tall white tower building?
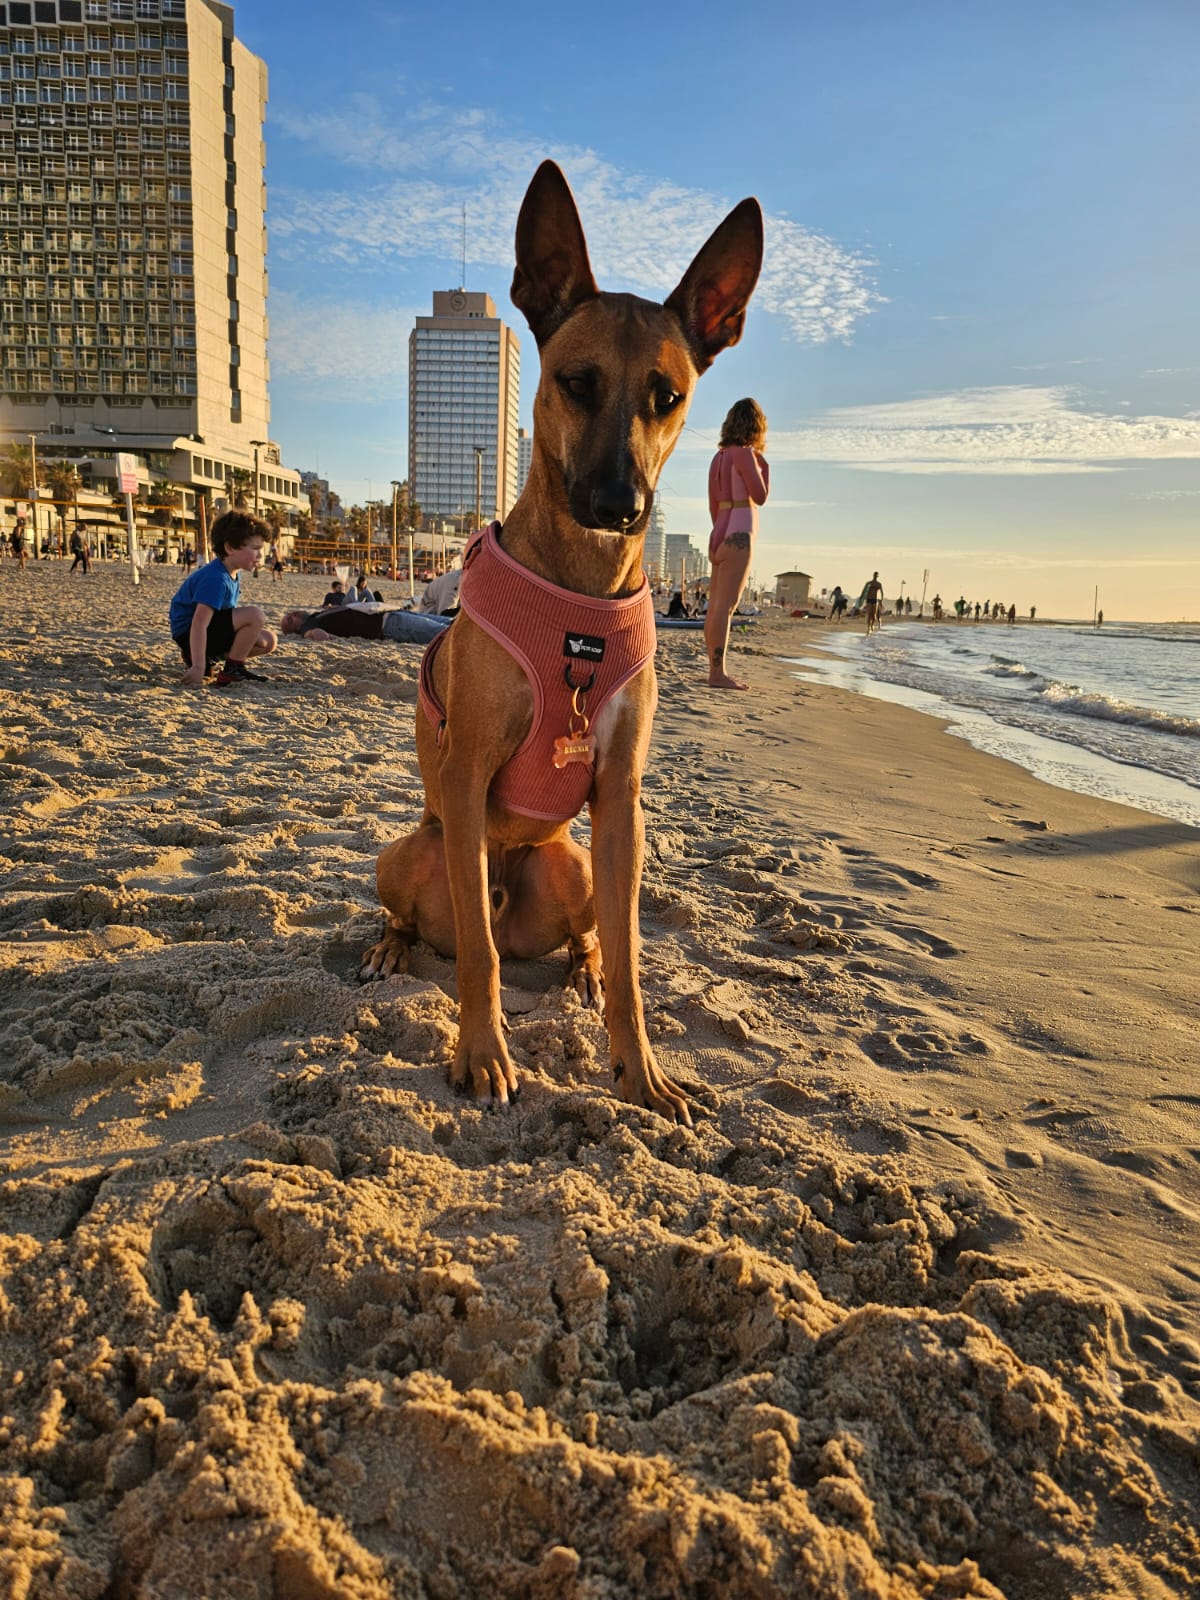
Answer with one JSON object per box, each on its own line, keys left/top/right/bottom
{"left": 408, "top": 288, "right": 520, "bottom": 528}
{"left": 647, "top": 493, "right": 667, "bottom": 579}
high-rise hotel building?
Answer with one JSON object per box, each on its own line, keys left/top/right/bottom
{"left": 0, "top": 0, "right": 299, "bottom": 515}
{"left": 409, "top": 289, "right": 519, "bottom": 529}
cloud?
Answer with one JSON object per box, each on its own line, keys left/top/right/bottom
{"left": 761, "top": 541, "right": 1200, "bottom": 572}
{"left": 847, "top": 461, "right": 1121, "bottom": 475}
{"left": 681, "top": 386, "right": 1200, "bottom": 475}
{"left": 269, "top": 293, "right": 422, "bottom": 391}
{"left": 1137, "top": 487, "right": 1200, "bottom": 501}
{"left": 809, "top": 386, "right": 1079, "bottom": 428}
{"left": 268, "top": 99, "right": 880, "bottom": 346}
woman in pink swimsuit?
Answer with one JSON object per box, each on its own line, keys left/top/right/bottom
{"left": 705, "top": 397, "right": 769, "bottom": 688}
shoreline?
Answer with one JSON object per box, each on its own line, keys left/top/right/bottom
{"left": 783, "top": 615, "right": 1200, "bottom": 831}
{"left": 2, "top": 568, "right": 1199, "bottom": 1596}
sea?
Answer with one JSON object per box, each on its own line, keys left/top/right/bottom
{"left": 789, "top": 621, "right": 1200, "bottom": 830}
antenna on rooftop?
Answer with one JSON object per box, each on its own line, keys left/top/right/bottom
{"left": 461, "top": 204, "right": 467, "bottom": 291}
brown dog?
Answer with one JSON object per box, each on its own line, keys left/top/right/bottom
{"left": 361, "top": 162, "right": 763, "bottom": 1123}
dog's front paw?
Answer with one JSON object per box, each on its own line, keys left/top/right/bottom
{"left": 613, "top": 1051, "right": 693, "bottom": 1126}
{"left": 451, "top": 1037, "right": 521, "bottom": 1108}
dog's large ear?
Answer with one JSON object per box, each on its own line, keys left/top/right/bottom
{"left": 511, "top": 162, "right": 600, "bottom": 347}
{"left": 665, "top": 199, "right": 764, "bottom": 372}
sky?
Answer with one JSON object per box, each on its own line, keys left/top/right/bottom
{"left": 238, "top": 0, "right": 1200, "bottom": 621}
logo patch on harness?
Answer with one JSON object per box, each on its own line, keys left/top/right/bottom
{"left": 563, "top": 632, "right": 605, "bottom": 662}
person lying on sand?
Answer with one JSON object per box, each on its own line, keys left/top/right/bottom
{"left": 280, "top": 605, "right": 451, "bottom": 645}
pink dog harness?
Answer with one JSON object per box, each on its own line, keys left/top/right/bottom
{"left": 418, "top": 522, "right": 657, "bottom": 822}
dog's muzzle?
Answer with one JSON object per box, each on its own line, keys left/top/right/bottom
{"left": 569, "top": 482, "right": 645, "bottom": 533}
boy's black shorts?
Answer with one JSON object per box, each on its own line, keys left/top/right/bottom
{"left": 174, "top": 608, "right": 237, "bottom": 666}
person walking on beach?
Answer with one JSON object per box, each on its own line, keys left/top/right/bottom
{"left": 829, "top": 585, "right": 847, "bottom": 621}
{"left": 8, "top": 519, "right": 26, "bottom": 570}
{"left": 69, "top": 529, "right": 90, "bottom": 574}
{"left": 1007, "top": 603, "right": 1017, "bottom": 626}
{"left": 705, "top": 397, "right": 770, "bottom": 689}
{"left": 169, "top": 509, "right": 277, "bottom": 687}
{"left": 269, "top": 543, "right": 285, "bottom": 581}
{"left": 862, "top": 571, "right": 884, "bottom": 634}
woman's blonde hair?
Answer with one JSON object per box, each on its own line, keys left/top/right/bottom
{"left": 719, "top": 397, "right": 767, "bottom": 450}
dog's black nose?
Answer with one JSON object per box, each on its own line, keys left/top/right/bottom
{"left": 589, "top": 483, "right": 644, "bottom": 531}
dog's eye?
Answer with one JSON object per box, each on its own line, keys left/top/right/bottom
{"left": 559, "top": 372, "right": 595, "bottom": 401}
{"left": 653, "top": 385, "right": 682, "bottom": 415}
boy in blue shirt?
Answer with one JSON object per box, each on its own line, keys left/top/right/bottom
{"left": 169, "top": 510, "right": 277, "bottom": 686}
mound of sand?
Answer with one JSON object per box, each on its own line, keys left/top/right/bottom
{"left": 1, "top": 565, "right": 1198, "bottom": 1598}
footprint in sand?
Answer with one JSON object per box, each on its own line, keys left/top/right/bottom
{"left": 887, "top": 922, "right": 960, "bottom": 960}
{"left": 861, "top": 1029, "right": 960, "bottom": 1070}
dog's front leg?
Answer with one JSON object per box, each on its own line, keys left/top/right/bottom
{"left": 590, "top": 749, "right": 692, "bottom": 1127}
{"left": 439, "top": 776, "right": 519, "bottom": 1106}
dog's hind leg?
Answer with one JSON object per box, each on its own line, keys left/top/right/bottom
{"left": 499, "top": 838, "right": 604, "bottom": 1008}
{"left": 359, "top": 913, "right": 417, "bottom": 982}
{"left": 360, "top": 823, "right": 457, "bottom": 979}
{"left": 543, "top": 839, "right": 603, "bottom": 1009}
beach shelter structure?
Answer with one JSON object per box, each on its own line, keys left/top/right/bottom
{"left": 775, "top": 571, "right": 813, "bottom": 608}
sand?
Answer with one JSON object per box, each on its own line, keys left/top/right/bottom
{"left": 1, "top": 560, "right": 1198, "bottom": 1599}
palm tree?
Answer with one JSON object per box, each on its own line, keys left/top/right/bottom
{"left": 2, "top": 443, "right": 35, "bottom": 499}
{"left": 44, "top": 461, "right": 82, "bottom": 556}
{"left": 2, "top": 444, "right": 40, "bottom": 559}
{"left": 146, "top": 480, "right": 181, "bottom": 560}
{"left": 147, "top": 480, "right": 180, "bottom": 528}
{"left": 225, "top": 467, "right": 253, "bottom": 509}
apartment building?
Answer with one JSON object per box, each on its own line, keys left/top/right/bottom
{"left": 409, "top": 289, "right": 519, "bottom": 528}
{"left": 646, "top": 492, "right": 667, "bottom": 581}
{"left": 664, "top": 531, "right": 706, "bottom": 588}
{"left": 0, "top": 0, "right": 299, "bottom": 523}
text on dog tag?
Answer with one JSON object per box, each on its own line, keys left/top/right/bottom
{"left": 552, "top": 732, "right": 596, "bottom": 769}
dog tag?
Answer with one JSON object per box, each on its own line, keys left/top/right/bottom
{"left": 552, "top": 732, "right": 596, "bottom": 769}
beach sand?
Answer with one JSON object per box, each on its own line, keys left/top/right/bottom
{"left": 2, "top": 561, "right": 1198, "bottom": 1599}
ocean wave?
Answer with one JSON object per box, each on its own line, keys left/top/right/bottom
{"left": 983, "top": 657, "right": 1040, "bottom": 679}
{"left": 1035, "top": 681, "right": 1200, "bottom": 739}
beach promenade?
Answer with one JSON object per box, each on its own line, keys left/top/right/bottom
{"left": 2, "top": 563, "right": 1198, "bottom": 1597}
